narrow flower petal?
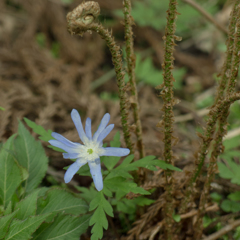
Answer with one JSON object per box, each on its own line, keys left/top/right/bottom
{"left": 49, "top": 140, "right": 82, "bottom": 153}
{"left": 63, "top": 153, "right": 81, "bottom": 159}
{"left": 85, "top": 118, "right": 92, "bottom": 140}
{"left": 100, "top": 147, "right": 130, "bottom": 157}
{"left": 93, "top": 113, "right": 110, "bottom": 141}
{"left": 51, "top": 132, "right": 80, "bottom": 148}
{"left": 71, "top": 109, "right": 88, "bottom": 144}
{"left": 97, "top": 124, "right": 114, "bottom": 143}
{"left": 64, "top": 160, "right": 87, "bottom": 183}
{"left": 88, "top": 160, "right": 103, "bottom": 191}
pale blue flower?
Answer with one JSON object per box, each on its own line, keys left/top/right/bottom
{"left": 49, "top": 109, "right": 130, "bottom": 191}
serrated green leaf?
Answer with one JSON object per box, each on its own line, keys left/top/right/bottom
{"left": 89, "top": 192, "right": 113, "bottom": 240}
{"left": 217, "top": 160, "right": 240, "bottom": 184}
{"left": 14, "top": 122, "right": 48, "bottom": 192}
{"left": 223, "top": 135, "right": 240, "bottom": 151}
{"left": 102, "top": 186, "right": 112, "bottom": 197}
{"left": 14, "top": 189, "right": 40, "bottom": 220}
{"left": 101, "top": 198, "right": 113, "bottom": 217}
{"left": 153, "top": 160, "right": 182, "bottom": 172}
{"left": 0, "top": 136, "right": 22, "bottom": 207}
{"left": 116, "top": 196, "right": 155, "bottom": 214}
{"left": 4, "top": 213, "right": 50, "bottom": 240}
{"left": 120, "top": 155, "right": 135, "bottom": 167}
{"left": 102, "top": 156, "right": 121, "bottom": 171}
{"left": 89, "top": 192, "right": 102, "bottom": 211}
{"left": 218, "top": 162, "right": 235, "bottom": 180}
{"left": 37, "top": 189, "right": 88, "bottom": 220}
{"left": 131, "top": 155, "right": 156, "bottom": 168}
{"left": 89, "top": 191, "right": 113, "bottom": 217}
{"left": 90, "top": 223, "right": 103, "bottom": 240}
{"left": 32, "top": 214, "right": 90, "bottom": 240}
{"left": 89, "top": 207, "right": 108, "bottom": 229}
{"left": 0, "top": 210, "right": 19, "bottom": 238}
{"left": 101, "top": 132, "right": 122, "bottom": 171}
{"left": 24, "top": 118, "right": 53, "bottom": 142}
{"left": 132, "top": 196, "right": 155, "bottom": 206}
{"left": 76, "top": 186, "right": 98, "bottom": 203}
{"left": 104, "top": 177, "right": 150, "bottom": 195}
{"left": 24, "top": 118, "right": 63, "bottom": 152}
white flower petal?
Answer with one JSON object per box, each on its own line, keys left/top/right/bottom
{"left": 93, "top": 113, "right": 110, "bottom": 141}
{"left": 49, "top": 140, "right": 82, "bottom": 153}
{"left": 100, "top": 147, "right": 130, "bottom": 157}
{"left": 88, "top": 160, "right": 103, "bottom": 191}
{"left": 71, "top": 109, "right": 88, "bottom": 144}
{"left": 51, "top": 132, "right": 80, "bottom": 148}
{"left": 64, "top": 159, "right": 87, "bottom": 183}
{"left": 97, "top": 124, "right": 114, "bottom": 143}
{"left": 85, "top": 118, "right": 92, "bottom": 140}
{"left": 63, "top": 153, "right": 81, "bottom": 159}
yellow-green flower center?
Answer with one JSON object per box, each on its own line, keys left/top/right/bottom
{"left": 87, "top": 148, "right": 93, "bottom": 154}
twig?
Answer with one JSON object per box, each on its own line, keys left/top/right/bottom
{"left": 203, "top": 212, "right": 240, "bottom": 234}
{"left": 181, "top": 0, "right": 228, "bottom": 34}
{"left": 203, "top": 219, "right": 240, "bottom": 240}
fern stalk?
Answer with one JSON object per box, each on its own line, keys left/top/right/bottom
{"left": 123, "top": 0, "right": 145, "bottom": 159}
{"left": 214, "top": 0, "right": 240, "bottom": 104}
{"left": 178, "top": 93, "right": 240, "bottom": 215}
{"left": 194, "top": 4, "right": 240, "bottom": 239}
{"left": 159, "top": 0, "right": 179, "bottom": 238}
{"left": 66, "top": 2, "right": 133, "bottom": 153}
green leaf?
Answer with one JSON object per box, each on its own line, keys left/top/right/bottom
{"left": 0, "top": 106, "right": 5, "bottom": 111}
{"left": 4, "top": 202, "right": 12, "bottom": 215}
{"left": 223, "top": 135, "right": 240, "bottom": 151}
{"left": 173, "top": 214, "right": 181, "bottom": 222}
{"left": 24, "top": 118, "right": 53, "bottom": 142}
{"left": 14, "top": 121, "right": 48, "bottom": 192}
{"left": 0, "top": 135, "right": 22, "bottom": 207}
{"left": 104, "top": 177, "right": 150, "bottom": 195}
{"left": 116, "top": 197, "right": 155, "bottom": 214}
{"left": 153, "top": 160, "right": 182, "bottom": 172}
{"left": 37, "top": 189, "right": 88, "bottom": 221}
{"left": 89, "top": 192, "right": 113, "bottom": 240}
{"left": 102, "top": 186, "right": 112, "bottom": 197}
{"left": 0, "top": 210, "right": 19, "bottom": 238}
{"left": 132, "top": 196, "right": 155, "bottom": 206}
{"left": 101, "top": 132, "right": 122, "bottom": 171}
{"left": 221, "top": 199, "right": 240, "bottom": 213}
{"left": 217, "top": 159, "right": 240, "bottom": 184}
{"left": 76, "top": 186, "right": 98, "bottom": 204}
{"left": 106, "top": 155, "right": 181, "bottom": 181}
{"left": 228, "top": 191, "right": 240, "bottom": 201}
{"left": 210, "top": 192, "right": 222, "bottom": 202}
{"left": 32, "top": 214, "right": 90, "bottom": 240}
{"left": 14, "top": 189, "right": 40, "bottom": 220}
{"left": 4, "top": 213, "right": 50, "bottom": 240}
